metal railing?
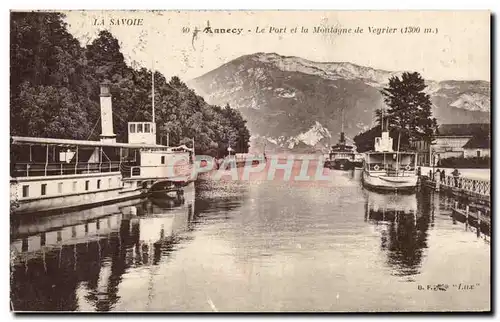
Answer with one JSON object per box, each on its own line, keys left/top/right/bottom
{"left": 11, "top": 162, "right": 121, "bottom": 178}
{"left": 435, "top": 175, "right": 491, "bottom": 197}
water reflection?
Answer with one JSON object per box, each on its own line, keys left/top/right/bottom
{"left": 364, "top": 190, "right": 431, "bottom": 277}
{"left": 10, "top": 175, "right": 490, "bottom": 312}
{"left": 10, "top": 183, "right": 199, "bottom": 312}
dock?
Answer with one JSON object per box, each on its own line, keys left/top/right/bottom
{"left": 421, "top": 172, "right": 490, "bottom": 203}
{"left": 420, "top": 172, "right": 491, "bottom": 236}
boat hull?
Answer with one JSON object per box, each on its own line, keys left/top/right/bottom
{"left": 362, "top": 170, "right": 418, "bottom": 192}
{"left": 332, "top": 159, "right": 354, "bottom": 170}
{"left": 11, "top": 185, "right": 145, "bottom": 216}
{"left": 10, "top": 172, "right": 148, "bottom": 216}
{"left": 324, "top": 159, "right": 354, "bottom": 170}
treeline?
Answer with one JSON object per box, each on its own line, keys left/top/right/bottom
{"left": 10, "top": 12, "right": 250, "bottom": 156}
{"left": 354, "top": 72, "right": 437, "bottom": 152}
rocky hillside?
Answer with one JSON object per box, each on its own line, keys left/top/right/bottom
{"left": 188, "top": 52, "right": 490, "bottom": 153}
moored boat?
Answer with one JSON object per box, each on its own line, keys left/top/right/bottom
{"left": 10, "top": 81, "right": 195, "bottom": 215}
{"left": 362, "top": 131, "right": 418, "bottom": 192}
{"left": 324, "top": 132, "right": 355, "bottom": 170}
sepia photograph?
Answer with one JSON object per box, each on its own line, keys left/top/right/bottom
{"left": 8, "top": 9, "right": 491, "bottom": 312}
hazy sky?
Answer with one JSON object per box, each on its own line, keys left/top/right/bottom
{"left": 64, "top": 10, "right": 490, "bottom": 81}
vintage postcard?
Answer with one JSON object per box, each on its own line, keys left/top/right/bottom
{"left": 9, "top": 10, "right": 491, "bottom": 312}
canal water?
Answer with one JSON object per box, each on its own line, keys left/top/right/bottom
{"left": 10, "top": 161, "right": 490, "bottom": 312}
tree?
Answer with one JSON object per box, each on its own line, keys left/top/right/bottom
{"left": 10, "top": 12, "right": 251, "bottom": 156}
{"left": 380, "top": 72, "right": 437, "bottom": 149}
{"left": 10, "top": 12, "right": 96, "bottom": 138}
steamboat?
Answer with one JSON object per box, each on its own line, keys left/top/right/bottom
{"left": 324, "top": 110, "right": 356, "bottom": 170}
{"left": 324, "top": 132, "right": 355, "bottom": 170}
{"left": 10, "top": 81, "right": 195, "bottom": 216}
{"left": 361, "top": 129, "right": 418, "bottom": 192}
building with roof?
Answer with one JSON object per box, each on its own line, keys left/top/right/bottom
{"left": 462, "top": 132, "right": 490, "bottom": 158}
{"left": 412, "top": 123, "right": 490, "bottom": 166}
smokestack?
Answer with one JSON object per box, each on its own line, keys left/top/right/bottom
{"left": 99, "top": 81, "right": 116, "bottom": 143}
{"left": 340, "top": 132, "right": 346, "bottom": 144}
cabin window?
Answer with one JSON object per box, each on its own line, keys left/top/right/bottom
{"left": 477, "top": 150, "right": 481, "bottom": 157}
{"left": 58, "top": 182, "right": 63, "bottom": 194}
{"left": 72, "top": 181, "right": 77, "bottom": 192}
{"left": 85, "top": 180, "right": 89, "bottom": 191}
{"left": 145, "top": 123, "right": 151, "bottom": 133}
{"left": 108, "top": 178, "right": 112, "bottom": 188}
{"left": 161, "top": 156, "right": 165, "bottom": 164}
{"left": 137, "top": 123, "right": 143, "bottom": 133}
{"left": 97, "top": 179, "right": 101, "bottom": 189}
{"left": 22, "top": 185, "right": 29, "bottom": 198}
{"left": 130, "top": 123, "right": 136, "bottom": 133}
{"left": 41, "top": 184, "right": 47, "bottom": 196}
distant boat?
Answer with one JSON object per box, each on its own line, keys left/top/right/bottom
{"left": 324, "top": 132, "right": 355, "bottom": 170}
{"left": 361, "top": 130, "right": 418, "bottom": 192}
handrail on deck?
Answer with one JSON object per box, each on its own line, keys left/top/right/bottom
{"left": 11, "top": 161, "right": 122, "bottom": 177}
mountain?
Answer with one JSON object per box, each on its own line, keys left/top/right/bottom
{"left": 188, "top": 52, "right": 490, "bottom": 152}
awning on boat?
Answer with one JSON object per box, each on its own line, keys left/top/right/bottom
{"left": 10, "top": 136, "right": 194, "bottom": 151}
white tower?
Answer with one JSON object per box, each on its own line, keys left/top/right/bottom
{"left": 99, "top": 82, "right": 116, "bottom": 143}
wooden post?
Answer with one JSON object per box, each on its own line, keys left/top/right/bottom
{"left": 477, "top": 211, "right": 481, "bottom": 237}
{"left": 45, "top": 144, "right": 49, "bottom": 176}
{"left": 119, "top": 147, "right": 123, "bottom": 168}
{"left": 75, "top": 146, "right": 79, "bottom": 175}
{"left": 99, "top": 147, "right": 103, "bottom": 172}
{"left": 364, "top": 199, "right": 368, "bottom": 222}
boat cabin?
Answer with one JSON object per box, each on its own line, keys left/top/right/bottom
{"left": 364, "top": 132, "right": 417, "bottom": 176}
{"left": 10, "top": 82, "right": 195, "bottom": 183}
{"left": 329, "top": 132, "right": 355, "bottom": 161}
{"left": 128, "top": 122, "right": 156, "bottom": 145}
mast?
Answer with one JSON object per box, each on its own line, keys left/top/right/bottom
{"left": 341, "top": 108, "right": 344, "bottom": 133}
{"left": 152, "top": 60, "right": 155, "bottom": 124}
{"left": 396, "top": 131, "right": 401, "bottom": 173}
{"left": 381, "top": 106, "right": 384, "bottom": 132}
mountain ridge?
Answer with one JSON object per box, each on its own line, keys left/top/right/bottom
{"left": 189, "top": 52, "right": 490, "bottom": 153}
